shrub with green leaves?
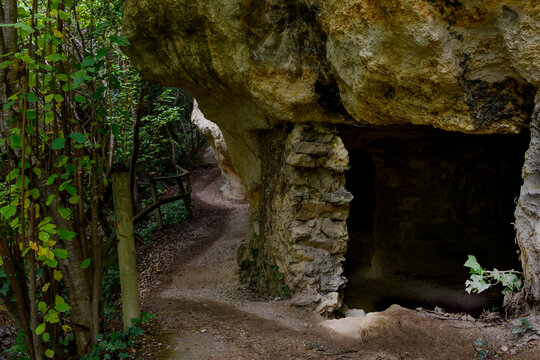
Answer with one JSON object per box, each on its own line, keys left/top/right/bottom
{"left": 464, "top": 255, "right": 523, "bottom": 306}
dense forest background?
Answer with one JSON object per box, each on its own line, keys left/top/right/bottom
{"left": 0, "top": 1, "right": 205, "bottom": 358}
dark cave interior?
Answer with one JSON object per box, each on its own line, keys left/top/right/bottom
{"left": 339, "top": 125, "right": 527, "bottom": 315}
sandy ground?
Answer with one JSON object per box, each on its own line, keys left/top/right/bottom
{"left": 135, "top": 153, "right": 540, "bottom": 360}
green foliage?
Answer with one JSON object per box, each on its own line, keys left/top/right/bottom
{"left": 464, "top": 255, "right": 523, "bottom": 306}
{"left": 473, "top": 338, "right": 489, "bottom": 360}
{"left": 5, "top": 330, "right": 30, "bottom": 359}
{"left": 136, "top": 200, "right": 188, "bottom": 238}
{"left": 511, "top": 318, "right": 538, "bottom": 335}
{"left": 0, "top": 0, "right": 139, "bottom": 357}
{"left": 81, "top": 312, "right": 154, "bottom": 360}
{"left": 103, "top": 265, "right": 121, "bottom": 321}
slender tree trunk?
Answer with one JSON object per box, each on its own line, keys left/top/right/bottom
{"left": 28, "top": 206, "right": 43, "bottom": 360}
{"left": 129, "top": 91, "right": 144, "bottom": 214}
{"left": 90, "top": 151, "right": 102, "bottom": 339}
{"left": 112, "top": 171, "right": 140, "bottom": 329}
{"left": 41, "top": 188, "right": 93, "bottom": 354}
{"left": 514, "top": 91, "right": 540, "bottom": 313}
{"left": 0, "top": 253, "right": 35, "bottom": 359}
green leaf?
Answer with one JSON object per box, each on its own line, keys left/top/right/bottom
{"left": 45, "top": 111, "right": 54, "bottom": 125}
{"left": 71, "top": 69, "right": 86, "bottom": 81}
{"left": 42, "top": 332, "right": 50, "bottom": 342}
{"left": 3, "top": 99, "right": 16, "bottom": 110}
{"left": 40, "top": 63, "right": 53, "bottom": 71}
{"left": 10, "top": 134, "right": 22, "bottom": 149}
{"left": 32, "top": 167, "right": 42, "bottom": 178}
{"left": 0, "top": 205, "right": 17, "bottom": 220}
{"left": 44, "top": 258, "right": 58, "bottom": 268}
{"left": 45, "top": 349, "right": 54, "bottom": 358}
{"left": 54, "top": 94, "right": 64, "bottom": 103}
{"left": 36, "top": 323, "right": 45, "bottom": 335}
{"left": 111, "top": 123, "right": 119, "bottom": 137}
{"left": 68, "top": 132, "right": 87, "bottom": 144}
{"left": 74, "top": 95, "right": 87, "bottom": 104}
{"left": 464, "top": 255, "right": 482, "bottom": 274}
{"left": 81, "top": 57, "right": 95, "bottom": 67}
{"left": 45, "top": 194, "right": 55, "bottom": 206}
{"left": 27, "top": 93, "right": 38, "bottom": 102}
{"left": 59, "top": 181, "right": 77, "bottom": 196}
{"left": 58, "top": 206, "right": 71, "bottom": 220}
{"left": 46, "top": 174, "right": 58, "bottom": 185}
{"left": 40, "top": 223, "right": 56, "bottom": 233}
{"left": 14, "top": 22, "right": 34, "bottom": 37}
{"left": 53, "top": 248, "right": 68, "bottom": 259}
{"left": 56, "top": 74, "right": 68, "bottom": 82}
{"left": 58, "top": 227, "right": 77, "bottom": 241}
{"left": 58, "top": 10, "right": 70, "bottom": 20}
{"left": 38, "top": 301, "right": 47, "bottom": 313}
{"left": 7, "top": 168, "right": 20, "bottom": 181}
{"left": 21, "top": 247, "right": 30, "bottom": 257}
{"left": 44, "top": 309, "right": 59, "bottom": 323}
{"left": 29, "top": 188, "right": 40, "bottom": 200}
{"left": 39, "top": 231, "right": 50, "bottom": 241}
{"left": 54, "top": 296, "right": 71, "bottom": 313}
{"left": 0, "top": 60, "right": 13, "bottom": 69}
{"left": 96, "top": 48, "right": 108, "bottom": 60}
{"left": 68, "top": 195, "right": 80, "bottom": 204}
{"left": 80, "top": 258, "right": 91, "bottom": 270}
{"left": 45, "top": 94, "right": 54, "bottom": 102}
{"left": 109, "top": 35, "right": 130, "bottom": 46}
{"left": 45, "top": 53, "right": 67, "bottom": 62}
{"left": 51, "top": 137, "right": 65, "bottom": 150}
{"left": 53, "top": 270, "right": 63, "bottom": 281}
{"left": 54, "top": 302, "right": 71, "bottom": 312}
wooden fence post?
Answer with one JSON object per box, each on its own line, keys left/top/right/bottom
{"left": 149, "top": 178, "right": 163, "bottom": 231}
{"left": 112, "top": 171, "right": 140, "bottom": 329}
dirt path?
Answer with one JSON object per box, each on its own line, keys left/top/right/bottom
{"left": 136, "top": 158, "right": 540, "bottom": 360}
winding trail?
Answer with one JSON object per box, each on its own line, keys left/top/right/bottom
{"left": 136, "top": 154, "right": 540, "bottom": 360}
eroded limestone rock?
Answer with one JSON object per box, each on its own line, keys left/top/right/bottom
{"left": 191, "top": 100, "right": 246, "bottom": 200}
{"left": 123, "top": 0, "right": 540, "bottom": 313}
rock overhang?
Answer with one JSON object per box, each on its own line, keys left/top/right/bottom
{"left": 123, "top": 0, "right": 540, "bottom": 313}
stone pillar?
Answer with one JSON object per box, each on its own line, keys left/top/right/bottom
{"left": 239, "top": 123, "right": 351, "bottom": 315}
{"left": 514, "top": 92, "right": 540, "bottom": 312}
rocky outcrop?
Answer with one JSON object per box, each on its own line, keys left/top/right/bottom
{"left": 191, "top": 100, "right": 246, "bottom": 200}
{"left": 238, "top": 124, "right": 351, "bottom": 313}
{"left": 123, "top": 0, "right": 540, "bottom": 313}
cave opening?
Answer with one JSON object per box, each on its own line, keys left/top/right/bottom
{"left": 339, "top": 125, "right": 527, "bottom": 315}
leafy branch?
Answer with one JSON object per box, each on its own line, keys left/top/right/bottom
{"left": 464, "top": 255, "right": 522, "bottom": 306}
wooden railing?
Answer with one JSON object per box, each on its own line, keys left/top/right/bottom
{"left": 135, "top": 166, "right": 192, "bottom": 230}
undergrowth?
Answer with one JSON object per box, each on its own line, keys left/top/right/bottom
{"left": 136, "top": 200, "right": 188, "bottom": 239}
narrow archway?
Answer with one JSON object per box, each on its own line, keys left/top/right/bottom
{"left": 340, "top": 125, "right": 527, "bottom": 315}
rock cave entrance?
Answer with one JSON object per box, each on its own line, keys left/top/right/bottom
{"left": 339, "top": 125, "right": 527, "bottom": 315}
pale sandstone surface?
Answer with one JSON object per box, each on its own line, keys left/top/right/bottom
{"left": 191, "top": 100, "right": 247, "bottom": 200}
{"left": 123, "top": 0, "right": 540, "bottom": 312}
{"left": 124, "top": 0, "right": 538, "bottom": 190}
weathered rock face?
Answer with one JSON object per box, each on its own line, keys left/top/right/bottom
{"left": 238, "top": 124, "right": 351, "bottom": 313}
{"left": 123, "top": 0, "right": 540, "bottom": 313}
{"left": 191, "top": 100, "right": 247, "bottom": 200}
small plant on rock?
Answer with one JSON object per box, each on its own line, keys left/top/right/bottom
{"left": 464, "top": 255, "right": 523, "bottom": 306}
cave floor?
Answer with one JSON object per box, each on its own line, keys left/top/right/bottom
{"left": 132, "top": 158, "right": 540, "bottom": 360}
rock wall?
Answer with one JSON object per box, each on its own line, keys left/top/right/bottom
{"left": 238, "top": 124, "right": 351, "bottom": 314}
{"left": 123, "top": 0, "right": 540, "bottom": 313}
{"left": 191, "top": 100, "right": 247, "bottom": 200}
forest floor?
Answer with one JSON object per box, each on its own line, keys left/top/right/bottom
{"left": 133, "top": 150, "right": 540, "bottom": 360}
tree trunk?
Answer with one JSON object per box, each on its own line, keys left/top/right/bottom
{"left": 112, "top": 171, "right": 140, "bottom": 329}
{"left": 41, "top": 188, "right": 93, "bottom": 355}
{"left": 514, "top": 91, "right": 540, "bottom": 313}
